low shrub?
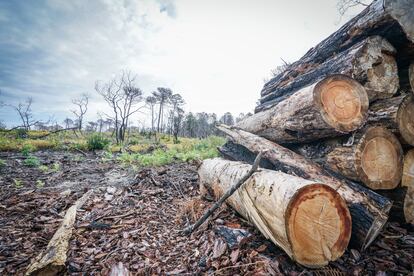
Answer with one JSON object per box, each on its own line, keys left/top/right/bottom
{"left": 21, "top": 144, "right": 36, "bottom": 156}
{"left": 23, "top": 156, "right": 40, "bottom": 167}
{"left": 87, "top": 134, "right": 110, "bottom": 151}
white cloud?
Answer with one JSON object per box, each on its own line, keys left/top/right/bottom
{"left": 0, "top": 0, "right": 367, "bottom": 127}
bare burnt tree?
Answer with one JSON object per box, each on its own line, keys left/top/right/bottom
{"left": 0, "top": 96, "right": 45, "bottom": 130}
{"left": 172, "top": 107, "right": 184, "bottom": 143}
{"left": 168, "top": 93, "right": 185, "bottom": 135}
{"left": 95, "top": 70, "right": 145, "bottom": 143}
{"left": 146, "top": 95, "right": 157, "bottom": 134}
{"left": 63, "top": 118, "right": 74, "bottom": 129}
{"left": 152, "top": 87, "right": 172, "bottom": 133}
{"left": 71, "top": 93, "right": 89, "bottom": 131}
{"left": 337, "top": 0, "right": 371, "bottom": 16}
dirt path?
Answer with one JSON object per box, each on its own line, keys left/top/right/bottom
{"left": 1, "top": 151, "right": 413, "bottom": 275}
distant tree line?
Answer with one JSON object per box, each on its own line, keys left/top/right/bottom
{"left": 0, "top": 70, "right": 252, "bottom": 144}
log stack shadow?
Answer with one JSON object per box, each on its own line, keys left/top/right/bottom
{"left": 199, "top": 0, "right": 414, "bottom": 268}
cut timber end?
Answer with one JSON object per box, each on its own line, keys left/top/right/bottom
{"left": 410, "top": 63, "right": 414, "bottom": 92}
{"left": 286, "top": 184, "right": 351, "bottom": 268}
{"left": 314, "top": 75, "right": 368, "bottom": 132}
{"left": 402, "top": 149, "right": 414, "bottom": 224}
{"left": 356, "top": 127, "right": 403, "bottom": 190}
{"left": 397, "top": 94, "right": 414, "bottom": 146}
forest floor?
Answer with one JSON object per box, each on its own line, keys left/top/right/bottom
{"left": 0, "top": 151, "right": 414, "bottom": 275}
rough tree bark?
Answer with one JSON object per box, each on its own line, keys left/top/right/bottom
{"left": 199, "top": 158, "right": 351, "bottom": 268}
{"left": 367, "top": 94, "right": 414, "bottom": 146}
{"left": 261, "top": 0, "right": 414, "bottom": 100}
{"left": 378, "top": 149, "right": 414, "bottom": 224}
{"left": 257, "top": 36, "right": 399, "bottom": 112}
{"left": 216, "top": 124, "right": 391, "bottom": 250}
{"left": 410, "top": 63, "right": 414, "bottom": 92}
{"left": 292, "top": 126, "right": 403, "bottom": 190}
{"left": 237, "top": 75, "right": 368, "bottom": 144}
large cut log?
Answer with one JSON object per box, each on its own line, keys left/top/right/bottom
{"left": 199, "top": 158, "right": 352, "bottom": 268}
{"left": 26, "top": 190, "right": 93, "bottom": 276}
{"left": 402, "top": 149, "right": 414, "bottom": 223}
{"left": 258, "top": 36, "right": 399, "bottom": 112}
{"left": 292, "top": 126, "right": 404, "bottom": 190}
{"left": 377, "top": 150, "right": 414, "bottom": 224}
{"left": 367, "top": 94, "right": 414, "bottom": 146}
{"left": 216, "top": 124, "right": 391, "bottom": 250}
{"left": 261, "top": 0, "right": 414, "bottom": 100}
{"left": 237, "top": 75, "right": 368, "bottom": 144}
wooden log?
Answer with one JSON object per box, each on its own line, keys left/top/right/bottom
{"left": 258, "top": 36, "right": 399, "bottom": 111}
{"left": 367, "top": 94, "right": 414, "bottom": 146}
{"left": 26, "top": 190, "right": 93, "bottom": 276}
{"left": 261, "top": 0, "right": 414, "bottom": 99}
{"left": 378, "top": 149, "right": 414, "bottom": 224}
{"left": 199, "top": 158, "right": 351, "bottom": 268}
{"left": 237, "top": 75, "right": 368, "bottom": 144}
{"left": 216, "top": 124, "right": 391, "bottom": 250}
{"left": 402, "top": 149, "right": 414, "bottom": 224}
{"left": 292, "top": 126, "right": 404, "bottom": 190}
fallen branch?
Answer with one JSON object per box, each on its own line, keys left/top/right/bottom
{"left": 25, "top": 190, "right": 93, "bottom": 276}
{"left": 32, "top": 127, "right": 78, "bottom": 139}
{"left": 182, "top": 152, "right": 262, "bottom": 235}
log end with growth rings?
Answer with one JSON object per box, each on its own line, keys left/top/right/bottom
{"left": 356, "top": 127, "right": 403, "bottom": 190}
{"left": 314, "top": 75, "right": 369, "bottom": 133}
{"left": 397, "top": 94, "right": 414, "bottom": 146}
{"left": 286, "top": 184, "right": 351, "bottom": 268}
{"left": 402, "top": 149, "right": 414, "bottom": 224}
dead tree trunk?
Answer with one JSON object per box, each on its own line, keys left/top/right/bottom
{"left": 260, "top": 0, "right": 414, "bottom": 100}
{"left": 257, "top": 36, "right": 399, "bottom": 112}
{"left": 237, "top": 75, "right": 368, "bottom": 144}
{"left": 216, "top": 125, "right": 391, "bottom": 250}
{"left": 292, "top": 127, "right": 404, "bottom": 190}
{"left": 199, "top": 158, "right": 351, "bottom": 268}
{"left": 367, "top": 94, "right": 414, "bottom": 146}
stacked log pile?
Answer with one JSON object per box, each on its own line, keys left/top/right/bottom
{"left": 198, "top": 0, "right": 414, "bottom": 268}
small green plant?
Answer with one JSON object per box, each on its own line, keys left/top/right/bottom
{"left": 51, "top": 162, "right": 60, "bottom": 172}
{"left": 0, "top": 159, "right": 6, "bottom": 168}
{"left": 15, "top": 128, "right": 28, "bottom": 139}
{"left": 24, "top": 156, "right": 40, "bottom": 167}
{"left": 13, "top": 179, "right": 23, "bottom": 188}
{"left": 101, "top": 151, "right": 113, "bottom": 162}
{"left": 38, "top": 165, "right": 49, "bottom": 173}
{"left": 21, "top": 144, "right": 35, "bottom": 156}
{"left": 36, "top": 179, "right": 45, "bottom": 188}
{"left": 87, "top": 134, "right": 110, "bottom": 151}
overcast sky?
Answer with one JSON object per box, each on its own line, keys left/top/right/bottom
{"left": 0, "top": 0, "right": 366, "bottom": 127}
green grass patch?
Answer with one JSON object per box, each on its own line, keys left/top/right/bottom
{"left": 117, "top": 136, "right": 225, "bottom": 167}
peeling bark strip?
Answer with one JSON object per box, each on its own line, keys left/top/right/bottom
{"left": 293, "top": 127, "right": 403, "bottom": 190}
{"left": 368, "top": 94, "right": 414, "bottom": 146}
{"left": 260, "top": 0, "right": 414, "bottom": 100}
{"left": 402, "top": 149, "right": 414, "bottom": 224}
{"left": 237, "top": 75, "right": 368, "bottom": 144}
{"left": 257, "top": 36, "right": 399, "bottom": 112}
{"left": 199, "top": 158, "right": 351, "bottom": 268}
{"left": 26, "top": 190, "right": 93, "bottom": 276}
{"left": 216, "top": 124, "right": 391, "bottom": 250}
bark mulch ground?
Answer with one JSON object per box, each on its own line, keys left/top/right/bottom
{"left": 0, "top": 151, "right": 413, "bottom": 275}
